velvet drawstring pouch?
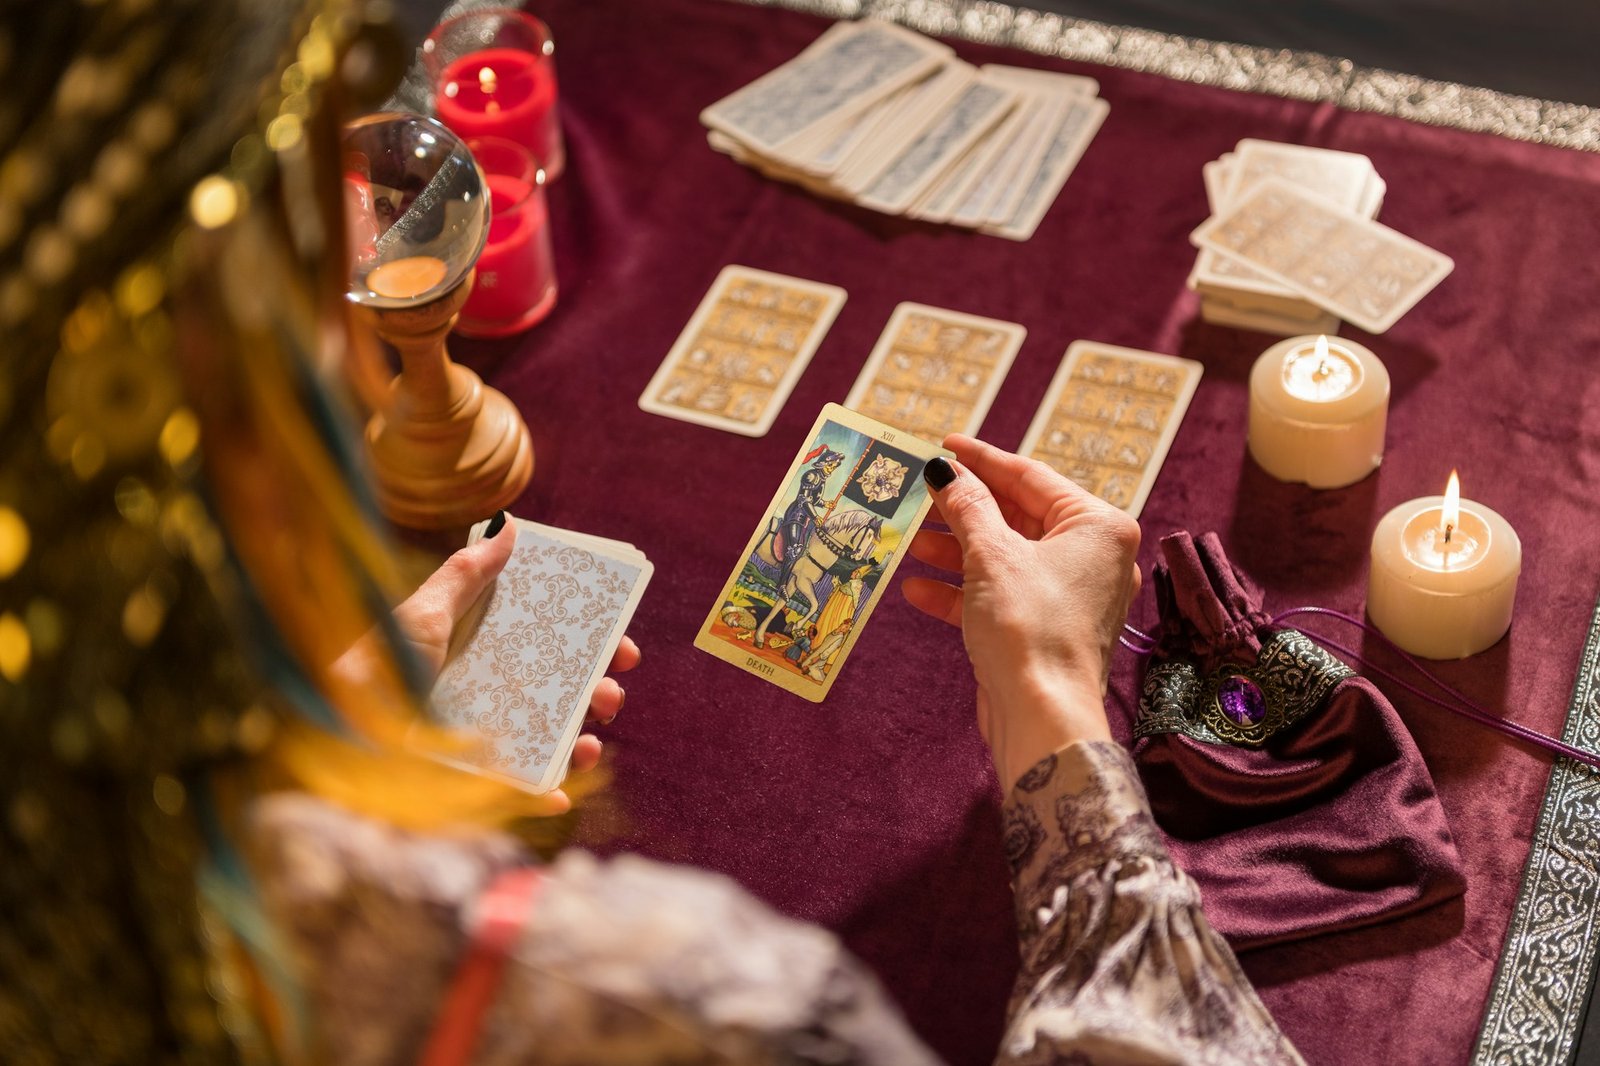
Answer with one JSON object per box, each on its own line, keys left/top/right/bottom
{"left": 1130, "top": 530, "right": 1467, "bottom": 951}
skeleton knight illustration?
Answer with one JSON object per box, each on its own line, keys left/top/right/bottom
{"left": 772, "top": 445, "right": 844, "bottom": 586}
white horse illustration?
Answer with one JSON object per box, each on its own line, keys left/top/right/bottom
{"left": 751, "top": 507, "right": 880, "bottom": 649}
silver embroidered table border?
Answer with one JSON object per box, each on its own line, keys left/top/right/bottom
{"left": 731, "top": 0, "right": 1600, "bottom": 152}
{"left": 1472, "top": 598, "right": 1600, "bottom": 1066}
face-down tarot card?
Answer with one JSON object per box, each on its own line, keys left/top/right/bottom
{"left": 694, "top": 403, "right": 943, "bottom": 702}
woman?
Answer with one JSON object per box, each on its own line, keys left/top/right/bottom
{"left": 3, "top": 3, "right": 1300, "bottom": 1058}
{"left": 255, "top": 435, "right": 1303, "bottom": 1065}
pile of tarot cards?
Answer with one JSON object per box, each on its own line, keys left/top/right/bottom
{"left": 1187, "top": 139, "right": 1453, "bottom": 336}
{"left": 701, "top": 20, "right": 1108, "bottom": 242}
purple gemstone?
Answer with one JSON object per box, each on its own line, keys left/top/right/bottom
{"left": 1217, "top": 675, "right": 1267, "bottom": 726}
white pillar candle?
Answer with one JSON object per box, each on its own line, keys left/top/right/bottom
{"left": 1248, "top": 334, "right": 1389, "bottom": 488}
{"left": 1368, "top": 472, "right": 1522, "bottom": 659}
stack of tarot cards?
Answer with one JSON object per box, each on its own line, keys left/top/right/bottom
{"left": 1187, "top": 139, "right": 1453, "bottom": 335}
{"left": 1188, "top": 140, "right": 1386, "bottom": 334}
{"left": 701, "top": 20, "right": 1109, "bottom": 241}
{"left": 431, "top": 517, "right": 652, "bottom": 793}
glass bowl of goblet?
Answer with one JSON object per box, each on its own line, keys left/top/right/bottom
{"left": 342, "top": 112, "right": 488, "bottom": 308}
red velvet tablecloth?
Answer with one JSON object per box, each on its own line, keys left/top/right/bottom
{"left": 451, "top": 1, "right": 1600, "bottom": 1061}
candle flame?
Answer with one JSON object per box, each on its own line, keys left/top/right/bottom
{"left": 1442, "top": 469, "right": 1460, "bottom": 539}
{"left": 1313, "top": 334, "right": 1331, "bottom": 378}
{"left": 478, "top": 66, "right": 498, "bottom": 94}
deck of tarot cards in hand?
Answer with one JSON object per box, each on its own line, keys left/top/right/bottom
{"left": 1187, "top": 139, "right": 1452, "bottom": 335}
{"left": 430, "top": 517, "right": 652, "bottom": 793}
{"left": 701, "top": 19, "right": 1108, "bottom": 241}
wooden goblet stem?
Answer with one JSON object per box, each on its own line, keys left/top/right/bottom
{"left": 362, "top": 272, "right": 533, "bottom": 530}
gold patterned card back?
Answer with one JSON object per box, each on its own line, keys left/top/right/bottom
{"left": 1017, "top": 341, "right": 1203, "bottom": 518}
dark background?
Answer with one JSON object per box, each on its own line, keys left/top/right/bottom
{"left": 395, "top": 0, "right": 1600, "bottom": 106}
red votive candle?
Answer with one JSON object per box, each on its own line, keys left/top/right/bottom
{"left": 426, "top": 10, "right": 565, "bottom": 180}
{"left": 343, "top": 168, "right": 380, "bottom": 268}
{"left": 457, "top": 137, "right": 556, "bottom": 337}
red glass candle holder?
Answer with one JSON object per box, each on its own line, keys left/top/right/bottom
{"left": 424, "top": 9, "right": 565, "bottom": 181}
{"left": 457, "top": 137, "right": 557, "bottom": 337}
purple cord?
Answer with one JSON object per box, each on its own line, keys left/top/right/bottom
{"left": 1120, "top": 609, "right": 1600, "bottom": 771}
{"left": 1119, "top": 620, "right": 1157, "bottom": 655}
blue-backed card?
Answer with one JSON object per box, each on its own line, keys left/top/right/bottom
{"left": 694, "top": 403, "right": 944, "bottom": 702}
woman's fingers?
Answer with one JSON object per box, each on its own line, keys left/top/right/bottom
{"left": 587, "top": 677, "right": 625, "bottom": 723}
{"left": 388, "top": 520, "right": 517, "bottom": 678}
{"left": 922, "top": 457, "right": 1010, "bottom": 556}
{"left": 909, "top": 527, "right": 964, "bottom": 572}
{"left": 585, "top": 638, "right": 639, "bottom": 723}
{"left": 610, "top": 634, "right": 641, "bottom": 674}
{"left": 901, "top": 575, "right": 964, "bottom": 628}
{"left": 569, "top": 735, "right": 603, "bottom": 773}
{"left": 410, "top": 515, "right": 517, "bottom": 625}
{"left": 533, "top": 788, "right": 573, "bottom": 816}
{"left": 943, "top": 433, "right": 1097, "bottom": 526}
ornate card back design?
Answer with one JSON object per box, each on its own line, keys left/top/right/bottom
{"left": 432, "top": 529, "right": 646, "bottom": 789}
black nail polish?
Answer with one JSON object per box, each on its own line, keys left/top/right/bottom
{"left": 484, "top": 509, "right": 509, "bottom": 538}
{"left": 924, "top": 457, "right": 956, "bottom": 490}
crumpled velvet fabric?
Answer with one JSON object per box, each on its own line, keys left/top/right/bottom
{"left": 1131, "top": 531, "right": 1467, "bottom": 950}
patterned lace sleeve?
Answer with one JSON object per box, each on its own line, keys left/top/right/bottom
{"left": 999, "top": 741, "right": 1306, "bottom": 1066}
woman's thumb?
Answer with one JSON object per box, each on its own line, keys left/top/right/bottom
{"left": 923, "top": 457, "right": 1007, "bottom": 556}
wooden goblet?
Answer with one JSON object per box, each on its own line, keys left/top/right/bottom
{"left": 362, "top": 270, "right": 533, "bottom": 529}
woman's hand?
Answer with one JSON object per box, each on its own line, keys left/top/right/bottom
{"left": 389, "top": 516, "right": 640, "bottom": 775}
{"left": 902, "top": 435, "right": 1141, "bottom": 793}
